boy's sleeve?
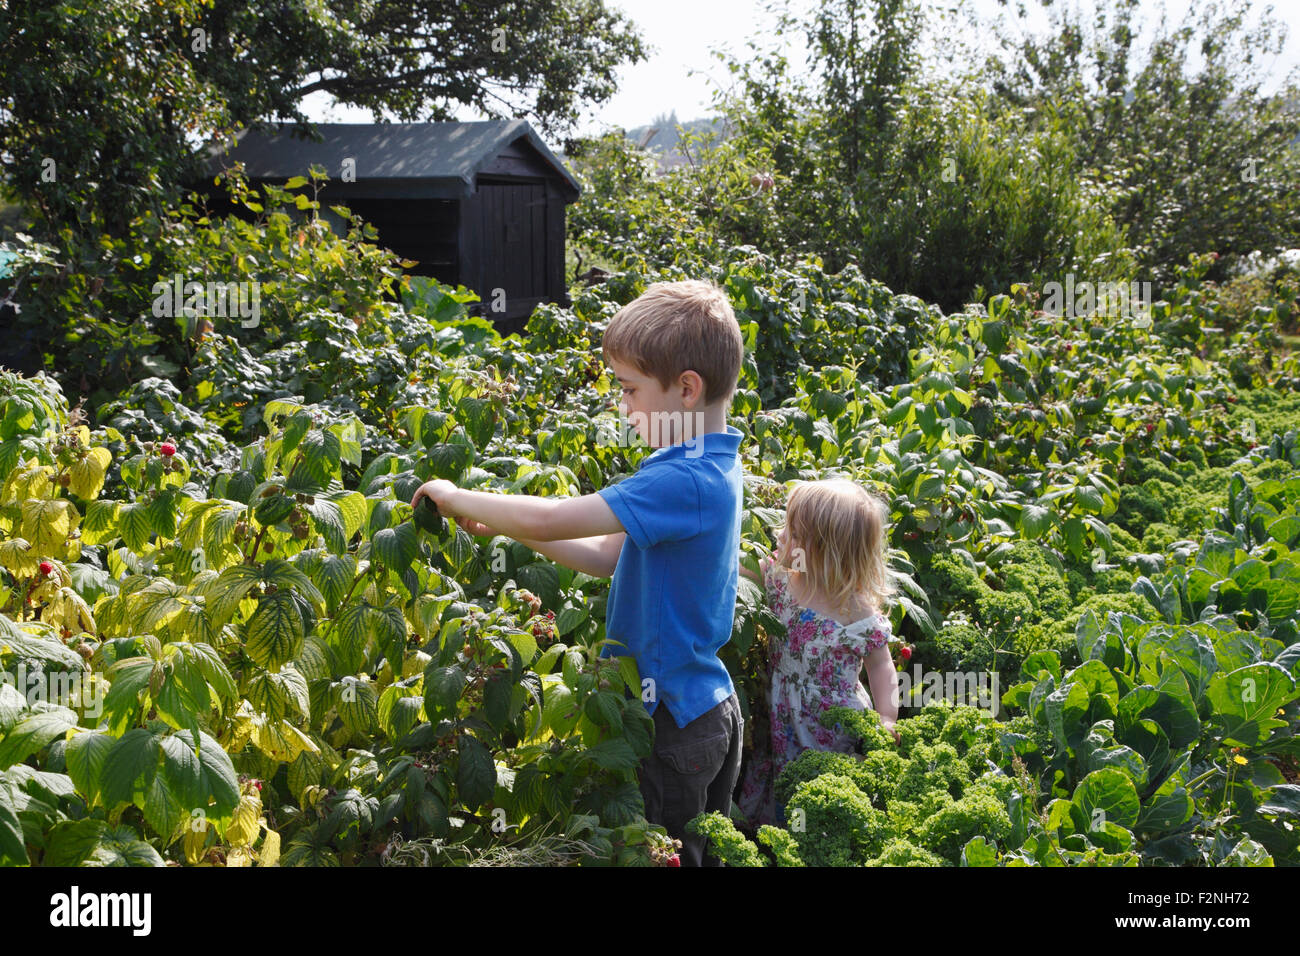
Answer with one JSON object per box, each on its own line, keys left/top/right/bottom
{"left": 596, "top": 463, "right": 701, "bottom": 549}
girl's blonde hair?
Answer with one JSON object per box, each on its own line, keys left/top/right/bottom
{"left": 779, "top": 479, "right": 895, "bottom": 617}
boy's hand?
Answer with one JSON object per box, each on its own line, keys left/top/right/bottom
{"left": 411, "top": 479, "right": 458, "bottom": 515}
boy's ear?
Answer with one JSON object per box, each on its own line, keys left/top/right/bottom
{"left": 677, "top": 369, "right": 706, "bottom": 406}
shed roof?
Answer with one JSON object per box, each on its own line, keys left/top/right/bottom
{"left": 203, "top": 119, "right": 580, "bottom": 198}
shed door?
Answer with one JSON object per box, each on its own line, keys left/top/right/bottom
{"left": 468, "top": 181, "right": 548, "bottom": 318}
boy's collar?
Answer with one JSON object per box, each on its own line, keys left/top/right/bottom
{"left": 644, "top": 424, "right": 743, "bottom": 462}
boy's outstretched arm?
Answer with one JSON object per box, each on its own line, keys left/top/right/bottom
{"left": 412, "top": 479, "right": 626, "bottom": 578}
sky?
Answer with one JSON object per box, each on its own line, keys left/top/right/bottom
{"left": 300, "top": 0, "right": 1300, "bottom": 137}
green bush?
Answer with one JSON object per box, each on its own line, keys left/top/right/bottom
{"left": 787, "top": 774, "right": 890, "bottom": 867}
{"left": 916, "top": 783, "right": 1013, "bottom": 860}
{"left": 686, "top": 813, "right": 766, "bottom": 867}
{"left": 865, "top": 837, "right": 946, "bottom": 866}
{"left": 1000, "top": 541, "right": 1072, "bottom": 622}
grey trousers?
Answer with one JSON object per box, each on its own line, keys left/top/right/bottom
{"left": 638, "top": 692, "right": 744, "bottom": 867}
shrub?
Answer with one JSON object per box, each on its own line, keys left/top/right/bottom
{"left": 865, "top": 837, "right": 946, "bottom": 866}
{"left": 686, "top": 813, "right": 766, "bottom": 867}
{"left": 916, "top": 782, "right": 1013, "bottom": 860}
{"left": 787, "top": 774, "right": 889, "bottom": 867}
{"left": 1000, "top": 541, "right": 1072, "bottom": 622}
{"left": 756, "top": 826, "right": 805, "bottom": 867}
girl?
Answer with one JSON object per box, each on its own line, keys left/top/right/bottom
{"left": 736, "top": 478, "right": 900, "bottom": 829}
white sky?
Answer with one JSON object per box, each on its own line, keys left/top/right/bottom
{"left": 301, "top": 0, "right": 1300, "bottom": 137}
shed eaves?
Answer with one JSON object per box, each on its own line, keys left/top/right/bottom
{"left": 203, "top": 119, "right": 580, "bottom": 198}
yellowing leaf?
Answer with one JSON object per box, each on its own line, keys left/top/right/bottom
{"left": 257, "top": 824, "right": 280, "bottom": 867}
{"left": 226, "top": 791, "right": 262, "bottom": 847}
{"left": 183, "top": 819, "right": 210, "bottom": 864}
{"left": 41, "top": 586, "right": 96, "bottom": 635}
{"left": 4, "top": 459, "right": 54, "bottom": 502}
{"left": 68, "top": 447, "right": 111, "bottom": 499}
{"left": 21, "top": 498, "right": 75, "bottom": 553}
{"left": 0, "top": 538, "right": 39, "bottom": 577}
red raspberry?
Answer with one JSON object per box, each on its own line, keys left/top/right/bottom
{"left": 666, "top": 853, "right": 680, "bottom": 867}
{"left": 160, "top": 442, "right": 177, "bottom": 457}
{"left": 39, "top": 561, "right": 54, "bottom": 576}
{"left": 253, "top": 780, "right": 262, "bottom": 791}
{"left": 900, "top": 645, "right": 912, "bottom": 661}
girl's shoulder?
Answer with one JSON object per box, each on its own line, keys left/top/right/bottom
{"left": 839, "top": 608, "right": 892, "bottom": 646}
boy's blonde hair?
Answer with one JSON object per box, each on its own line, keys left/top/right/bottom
{"left": 780, "top": 479, "right": 896, "bottom": 617}
{"left": 601, "top": 280, "right": 743, "bottom": 405}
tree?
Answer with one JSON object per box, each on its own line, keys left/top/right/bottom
{"left": 695, "top": 0, "right": 1132, "bottom": 310}
{"left": 0, "top": 0, "right": 645, "bottom": 393}
{"left": 0, "top": 0, "right": 648, "bottom": 240}
{"left": 981, "top": 0, "right": 1300, "bottom": 283}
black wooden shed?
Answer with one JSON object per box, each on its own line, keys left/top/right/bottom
{"left": 201, "top": 120, "right": 580, "bottom": 327}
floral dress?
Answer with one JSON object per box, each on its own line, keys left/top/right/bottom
{"left": 736, "top": 550, "right": 893, "bottom": 829}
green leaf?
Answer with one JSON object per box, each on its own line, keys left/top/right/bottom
{"left": 555, "top": 605, "right": 589, "bottom": 637}
{"left": 0, "top": 794, "right": 27, "bottom": 864}
{"left": 244, "top": 590, "right": 307, "bottom": 669}
{"left": 426, "top": 443, "right": 473, "bottom": 482}
{"left": 99, "top": 729, "right": 163, "bottom": 807}
{"left": 306, "top": 497, "right": 347, "bottom": 553}
{"left": 378, "top": 686, "right": 423, "bottom": 740}
{"left": 1021, "top": 504, "right": 1053, "bottom": 538}
{"left": 1258, "top": 784, "right": 1300, "bottom": 819}
{"left": 64, "top": 730, "right": 115, "bottom": 807}
{"left": 370, "top": 522, "right": 419, "bottom": 571}
{"left": 313, "top": 553, "right": 357, "bottom": 611}
{"left": 337, "top": 678, "right": 379, "bottom": 735}
{"left": 294, "top": 429, "right": 343, "bottom": 490}
{"left": 1138, "top": 628, "right": 1217, "bottom": 701}
{"left": 483, "top": 673, "right": 513, "bottom": 729}
{"left": 516, "top": 561, "right": 560, "bottom": 608}
{"left": 0, "top": 707, "right": 78, "bottom": 769}
{"left": 961, "top": 836, "right": 999, "bottom": 866}
{"left": 43, "top": 818, "right": 108, "bottom": 866}
{"left": 456, "top": 735, "right": 495, "bottom": 809}
{"left": 457, "top": 396, "right": 497, "bottom": 449}
{"left": 581, "top": 737, "right": 640, "bottom": 771}
{"left": 1206, "top": 663, "right": 1296, "bottom": 747}
{"left": 584, "top": 690, "right": 624, "bottom": 730}
{"left": 86, "top": 825, "right": 165, "bottom": 866}
{"left": 118, "top": 503, "right": 152, "bottom": 552}
{"left": 423, "top": 665, "right": 465, "bottom": 718}
{"left": 1072, "top": 767, "right": 1141, "bottom": 831}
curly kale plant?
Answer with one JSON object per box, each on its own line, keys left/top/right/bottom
{"left": 691, "top": 704, "right": 1021, "bottom": 866}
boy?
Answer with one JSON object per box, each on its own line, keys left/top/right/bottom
{"left": 411, "top": 279, "right": 746, "bottom": 866}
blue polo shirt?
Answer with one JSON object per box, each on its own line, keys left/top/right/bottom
{"left": 596, "top": 426, "right": 743, "bottom": 728}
